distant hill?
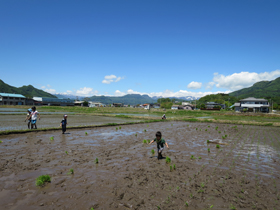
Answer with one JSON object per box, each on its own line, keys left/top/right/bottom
{"left": 229, "top": 77, "right": 280, "bottom": 99}
{"left": 0, "top": 79, "right": 57, "bottom": 98}
{"left": 198, "top": 93, "right": 239, "bottom": 106}
{"left": 86, "top": 94, "right": 156, "bottom": 105}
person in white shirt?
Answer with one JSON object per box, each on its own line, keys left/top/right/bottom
{"left": 29, "top": 106, "right": 41, "bottom": 129}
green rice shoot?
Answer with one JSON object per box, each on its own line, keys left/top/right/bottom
{"left": 36, "top": 175, "right": 51, "bottom": 186}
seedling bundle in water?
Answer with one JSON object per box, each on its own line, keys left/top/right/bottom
{"left": 95, "top": 158, "right": 99, "bottom": 164}
{"left": 65, "top": 151, "right": 68, "bottom": 155}
{"left": 144, "top": 129, "right": 146, "bottom": 132}
{"left": 135, "top": 133, "right": 137, "bottom": 137}
{"left": 216, "top": 144, "right": 220, "bottom": 148}
{"left": 116, "top": 127, "right": 118, "bottom": 130}
{"left": 166, "top": 156, "right": 171, "bottom": 164}
{"left": 50, "top": 136, "right": 54, "bottom": 141}
{"left": 36, "top": 175, "right": 51, "bottom": 186}
{"left": 85, "top": 132, "right": 88, "bottom": 135}
{"left": 190, "top": 155, "right": 196, "bottom": 160}
{"left": 119, "top": 126, "right": 121, "bottom": 129}
{"left": 208, "top": 148, "right": 210, "bottom": 152}
{"left": 151, "top": 149, "right": 155, "bottom": 155}
{"left": 143, "top": 139, "right": 148, "bottom": 144}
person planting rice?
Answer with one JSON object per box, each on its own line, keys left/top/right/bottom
{"left": 60, "top": 115, "right": 68, "bottom": 134}
{"left": 29, "top": 106, "right": 40, "bottom": 129}
{"left": 162, "top": 114, "right": 166, "bottom": 119}
{"left": 149, "top": 131, "right": 169, "bottom": 160}
{"left": 24, "top": 108, "right": 32, "bottom": 129}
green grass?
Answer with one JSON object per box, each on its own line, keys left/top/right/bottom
{"left": 151, "top": 149, "right": 155, "bottom": 155}
{"left": 36, "top": 175, "right": 51, "bottom": 186}
{"left": 216, "top": 144, "right": 220, "bottom": 148}
{"left": 166, "top": 156, "right": 171, "bottom": 164}
{"left": 68, "top": 168, "right": 74, "bottom": 175}
{"left": 95, "top": 158, "right": 99, "bottom": 164}
{"left": 50, "top": 136, "right": 54, "bottom": 140}
{"left": 143, "top": 139, "right": 148, "bottom": 144}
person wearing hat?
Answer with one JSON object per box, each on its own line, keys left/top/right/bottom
{"left": 60, "top": 115, "right": 68, "bottom": 134}
{"left": 24, "top": 108, "right": 32, "bottom": 129}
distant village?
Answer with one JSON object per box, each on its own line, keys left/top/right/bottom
{"left": 0, "top": 92, "right": 272, "bottom": 113}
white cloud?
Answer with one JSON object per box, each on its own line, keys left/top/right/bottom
{"left": 41, "top": 86, "right": 46, "bottom": 89}
{"left": 212, "top": 70, "right": 280, "bottom": 91}
{"left": 102, "top": 75, "right": 124, "bottom": 84}
{"left": 187, "top": 81, "right": 202, "bottom": 89}
{"left": 45, "top": 89, "right": 57, "bottom": 94}
{"left": 205, "top": 82, "right": 215, "bottom": 90}
{"left": 114, "top": 89, "right": 229, "bottom": 98}
{"left": 76, "top": 87, "right": 96, "bottom": 96}
{"left": 47, "top": 84, "right": 51, "bottom": 87}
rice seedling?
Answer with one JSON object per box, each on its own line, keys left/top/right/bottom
{"left": 173, "top": 164, "right": 176, "bottom": 170}
{"left": 85, "top": 132, "right": 88, "bottom": 135}
{"left": 207, "top": 140, "right": 210, "bottom": 143}
{"left": 65, "top": 151, "right": 68, "bottom": 155}
{"left": 143, "top": 139, "right": 147, "bottom": 144}
{"left": 176, "top": 186, "right": 180, "bottom": 190}
{"left": 91, "top": 208, "right": 94, "bottom": 210}
{"left": 208, "top": 125, "right": 210, "bottom": 127}
{"left": 116, "top": 127, "right": 118, "bottom": 130}
{"left": 190, "top": 193, "right": 193, "bottom": 198}
{"left": 215, "top": 126, "right": 218, "bottom": 130}
{"left": 199, "top": 156, "right": 201, "bottom": 159}
{"left": 95, "top": 158, "right": 99, "bottom": 164}
{"left": 171, "top": 124, "right": 173, "bottom": 126}
{"left": 147, "top": 125, "right": 149, "bottom": 127}
{"left": 119, "top": 126, "right": 121, "bottom": 129}
{"left": 205, "top": 129, "right": 207, "bottom": 131}
{"left": 36, "top": 175, "right": 51, "bottom": 186}
{"left": 216, "top": 144, "right": 220, "bottom": 148}
{"left": 185, "top": 202, "right": 189, "bottom": 206}
{"left": 144, "top": 129, "right": 146, "bottom": 132}
{"left": 148, "top": 139, "right": 150, "bottom": 143}
{"left": 196, "top": 128, "right": 198, "bottom": 130}
{"left": 50, "top": 136, "right": 54, "bottom": 141}
{"left": 170, "top": 165, "right": 173, "bottom": 172}
{"left": 201, "top": 182, "right": 205, "bottom": 188}
{"left": 218, "top": 131, "right": 221, "bottom": 134}
{"left": 68, "top": 168, "right": 74, "bottom": 175}
{"left": 190, "top": 155, "right": 196, "bottom": 160}
{"left": 210, "top": 205, "right": 213, "bottom": 208}
{"left": 166, "top": 156, "right": 171, "bottom": 163}
{"left": 222, "top": 136, "right": 225, "bottom": 139}
{"left": 0, "top": 140, "right": 2, "bottom": 143}
{"left": 151, "top": 149, "right": 155, "bottom": 155}
{"left": 200, "top": 129, "right": 201, "bottom": 131}
{"left": 135, "top": 133, "right": 137, "bottom": 137}
{"left": 230, "top": 204, "right": 236, "bottom": 210}
{"left": 208, "top": 148, "right": 210, "bottom": 152}
{"left": 225, "top": 135, "right": 227, "bottom": 137}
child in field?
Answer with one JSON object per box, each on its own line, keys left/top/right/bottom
{"left": 24, "top": 108, "right": 32, "bottom": 129}
{"left": 60, "top": 115, "right": 68, "bottom": 134}
{"left": 29, "top": 106, "right": 40, "bottom": 129}
{"left": 149, "top": 131, "right": 169, "bottom": 160}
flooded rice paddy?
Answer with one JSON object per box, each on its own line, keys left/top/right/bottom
{"left": 0, "top": 114, "right": 140, "bottom": 131}
{"left": 0, "top": 121, "right": 279, "bottom": 209}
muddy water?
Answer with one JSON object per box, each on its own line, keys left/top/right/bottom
{"left": 0, "top": 122, "right": 280, "bottom": 209}
{"left": 0, "top": 114, "right": 140, "bottom": 131}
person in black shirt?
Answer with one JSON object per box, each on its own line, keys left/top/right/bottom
{"left": 60, "top": 115, "right": 68, "bottom": 134}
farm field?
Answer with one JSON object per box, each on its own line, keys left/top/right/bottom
{"left": 0, "top": 121, "right": 279, "bottom": 210}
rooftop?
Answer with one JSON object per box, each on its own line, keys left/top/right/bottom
{"left": 0, "top": 93, "right": 26, "bottom": 98}
{"left": 240, "top": 97, "right": 268, "bottom": 102}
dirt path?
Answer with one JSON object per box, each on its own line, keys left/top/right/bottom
{"left": 0, "top": 122, "right": 279, "bottom": 209}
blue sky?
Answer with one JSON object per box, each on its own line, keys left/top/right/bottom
{"left": 1, "top": 0, "right": 280, "bottom": 98}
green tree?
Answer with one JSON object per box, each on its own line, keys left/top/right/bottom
{"left": 83, "top": 101, "right": 89, "bottom": 106}
{"left": 200, "top": 104, "right": 206, "bottom": 109}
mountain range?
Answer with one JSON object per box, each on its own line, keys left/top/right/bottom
{"left": 0, "top": 79, "right": 56, "bottom": 98}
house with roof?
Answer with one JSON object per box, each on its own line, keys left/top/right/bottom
{"left": 0, "top": 93, "right": 26, "bottom": 105}
{"left": 206, "top": 102, "right": 226, "bottom": 109}
{"left": 88, "top": 102, "right": 106, "bottom": 107}
{"left": 234, "top": 97, "right": 270, "bottom": 113}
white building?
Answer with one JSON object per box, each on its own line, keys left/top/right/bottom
{"left": 234, "top": 97, "right": 270, "bottom": 113}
